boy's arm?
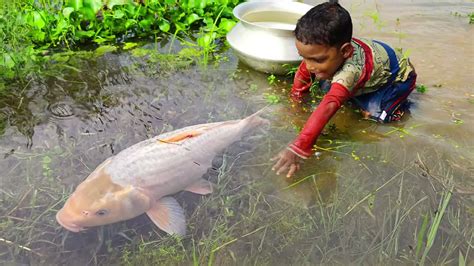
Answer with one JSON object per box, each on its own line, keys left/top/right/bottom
{"left": 290, "top": 61, "right": 313, "bottom": 101}
{"left": 289, "top": 83, "right": 351, "bottom": 158}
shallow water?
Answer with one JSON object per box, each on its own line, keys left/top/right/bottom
{"left": 1, "top": 0, "right": 473, "bottom": 265}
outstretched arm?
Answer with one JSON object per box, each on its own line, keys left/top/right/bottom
{"left": 272, "top": 83, "right": 351, "bottom": 177}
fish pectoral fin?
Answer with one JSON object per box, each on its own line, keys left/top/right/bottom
{"left": 146, "top": 196, "right": 186, "bottom": 236}
{"left": 158, "top": 130, "right": 204, "bottom": 144}
{"left": 185, "top": 178, "right": 214, "bottom": 195}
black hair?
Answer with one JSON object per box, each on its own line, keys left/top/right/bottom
{"left": 294, "top": 0, "right": 352, "bottom": 47}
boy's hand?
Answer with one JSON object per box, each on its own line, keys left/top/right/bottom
{"left": 271, "top": 149, "right": 301, "bottom": 178}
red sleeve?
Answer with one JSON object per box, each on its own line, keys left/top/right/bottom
{"left": 289, "top": 83, "right": 352, "bottom": 158}
{"left": 290, "top": 61, "right": 313, "bottom": 101}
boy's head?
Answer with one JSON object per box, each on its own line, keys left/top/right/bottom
{"left": 294, "top": 1, "right": 353, "bottom": 80}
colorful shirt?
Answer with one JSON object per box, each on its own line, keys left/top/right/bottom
{"left": 332, "top": 38, "right": 413, "bottom": 95}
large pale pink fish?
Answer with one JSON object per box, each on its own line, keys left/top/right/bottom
{"left": 56, "top": 110, "right": 267, "bottom": 236}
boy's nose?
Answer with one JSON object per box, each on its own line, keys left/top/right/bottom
{"left": 305, "top": 61, "right": 317, "bottom": 73}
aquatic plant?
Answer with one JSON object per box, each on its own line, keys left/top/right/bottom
{"left": 0, "top": 0, "right": 243, "bottom": 84}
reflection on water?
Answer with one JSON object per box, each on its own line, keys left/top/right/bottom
{"left": 1, "top": 0, "right": 473, "bottom": 264}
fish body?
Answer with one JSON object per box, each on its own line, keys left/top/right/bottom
{"left": 56, "top": 111, "right": 267, "bottom": 235}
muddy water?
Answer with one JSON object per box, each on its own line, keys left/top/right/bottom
{"left": 1, "top": 0, "right": 473, "bottom": 265}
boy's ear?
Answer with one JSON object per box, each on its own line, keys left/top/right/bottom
{"left": 340, "top": 42, "right": 353, "bottom": 59}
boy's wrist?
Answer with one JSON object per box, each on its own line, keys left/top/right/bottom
{"left": 287, "top": 144, "right": 311, "bottom": 159}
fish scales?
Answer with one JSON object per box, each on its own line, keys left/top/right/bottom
{"left": 56, "top": 110, "right": 267, "bottom": 235}
{"left": 107, "top": 119, "right": 251, "bottom": 193}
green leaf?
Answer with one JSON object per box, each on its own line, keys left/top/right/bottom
{"left": 83, "top": 0, "right": 103, "bottom": 14}
{"left": 218, "top": 18, "right": 236, "bottom": 33}
{"left": 94, "top": 45, "right": 117, "bottom": 56}
{"left": 113, "top": 9, "right": 125, "bottom": 19}
{"left": 66, "top": 0, "right": 83, "bottom": 10}
{"left": 197, "top": 0, "right": 207, "bottom": 9}
{"left": 107, "top": 0, "right": 133, "bottom": 9}
{"left": 125, "top": 19, "right": 137, "bottom": 29}
{"left": 138, "top": 18, "right": 152, "bottom": 29}
{"left": 32, "top": 31, "right": 46, "bottom": 42}
{"left": 123, "top": 42, "right": 137, "bottom": 50}
{"left": 1, "top": 53, "right": 15, "bottom": 69}
{"left": 197, "top": 32, "right": 216, "bottom": 48}
{"left": 63, "top": 7, "right": 75, "bottom": 19}
{"left": 76, "top": 30, "right": 95, "bottom": 38}
{"left": 26, "top": 11, "right": 46, "bottom": 29}
{"left": 78, "top": 6, "right": 96, "bottom": 20}
{"left": 158, "top": 20, "right": 170, "bottom": 32}
{"left": 185, "top": 13, "right": 201, "bottom": 25}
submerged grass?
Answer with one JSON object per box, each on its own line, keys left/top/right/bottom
{"left": 1, "top": 108, "right": 473, "bottom": 265}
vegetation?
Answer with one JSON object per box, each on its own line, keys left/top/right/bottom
{"left": 0, "top": 0, "right": 242, "bottom": 85}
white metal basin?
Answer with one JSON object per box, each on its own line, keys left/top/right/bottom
{"left": 226, "top": 1, "right": 313, "bottom": 74}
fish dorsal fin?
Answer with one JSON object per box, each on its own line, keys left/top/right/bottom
{"left": 157, "top": 130, "right": 204, "bottom": 144}
{"left": 146, "top": 196, "right": 186, "bottom": 236}
{"left": 185, "top": 178, "right": 214, "bottom": 195}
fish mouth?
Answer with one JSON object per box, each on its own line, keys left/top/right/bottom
{"left": 56, "top": 211, "right": 85, "bottom": 232}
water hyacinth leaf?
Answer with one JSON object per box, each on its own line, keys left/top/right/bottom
{"left": 66, "top": 0, "right": 83, "bottom": 10}
{"left": 218, "top": 18, "right": 235, "bottom": 33}
{"left": 53, "top": 18, "right": 69, "bottom": 37}
{"left": 83, "top": 0, "right": 103, "bottom": 14}
{"left": 94, "top": 45, "right": 117, "bottom": 56}
{"left": 123, "top": 42, "right": 137, "bottom": 50}
{"left": 159, "top": 20, "right": 170, "bottom": 32}
{"left": 106, "top": 0, "right": 133, "bottom": 9}
{"left": 62, "top": 7, "right": 75, "bottom": 19}
{"left": 185, "top": 13, "right": 201, "bottom": 25}
{"left": 197, "top": 32, "right": 216, "bottom": 48}
{"left": 32, "top": 31, "right": 46, "bottom": 42}
{"left": 113, "top": 9, "right": 125, "bottom": 19}
{"left": 78, "top": 6, "right": 96, "bottom": 20}
{"left": 76, "top": 30, "right": 95, "bottom": 38}
{"left": 194, "top": 0, "right": 207, "bottom": 10}
{"left": 125, "top": 19, "right": 137, "bottom": 29}
{"left": 139, "top": 18, "right": 152, "bottom": 29}
{"left": 32, "top": 11, "right": 46, "bottom": 29}
{"left": 1, "top": 53, "right": 15, "bottom": 69}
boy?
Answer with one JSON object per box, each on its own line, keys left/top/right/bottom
{"left": 271, "top": 1, "right": 417, "bottom": 178}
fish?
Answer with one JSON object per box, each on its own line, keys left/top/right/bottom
{"left": 56, "top": 110, "right": 267, "bottom": 236}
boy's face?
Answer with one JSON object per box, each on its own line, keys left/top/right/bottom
{"left": 296, "top": 40, "right": 353, "bottom": 80}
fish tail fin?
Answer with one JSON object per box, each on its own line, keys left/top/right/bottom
{"left": 243, "top": 106, "right": 270, "bottom": 128}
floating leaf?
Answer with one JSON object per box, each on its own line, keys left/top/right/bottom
{"left": 62, "top": 7, "right": 75, "bottom": 19}
{"left": 125, "top": 19, "right": 137, "bottom": 29}
{"left": 1, "top": 53, "right": 15, "bottom": 69}
{"left": 76, "top": 30, "right": 95, "bottom": 38}
{"left": 158, "top": 20, "right": 170, "bottom": 32}
{"left": 107, "top": 0, "right": 133, "bottom": 9}
{"left": 83, "top": 0, "right": 103, "bottom": 14}
{"left": 113, "top": 9, "right": 125, "bottom": 19}
{"left": 94, "top": 45, "right": 117, "bottom": 56}
{"left": 66, "top": 0, "right": 83, "bottom": 10}
{"left": 139, "top": 18, "right": 152, "bottom": 29}
{"left": 185, "top": 13, "right": 201, "bottom": 25}
{"left": 197, "top": 32, "right": 216, "bottom": 48}
{"left": 123, "top": 42, "right": 137, "bottom": 50}
{"left": 218, "top": 18, "right": 236, "bottom": 33}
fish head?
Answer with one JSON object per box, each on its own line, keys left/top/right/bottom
{"left": 56, "top": 164, "right": 151, "bottom": 232}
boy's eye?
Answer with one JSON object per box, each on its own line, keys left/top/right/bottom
{"left": 312, "top": 58, "right": 325, "bottom": 63}
{"left": 95, "top": 209, "right": 108, "bottom": 216}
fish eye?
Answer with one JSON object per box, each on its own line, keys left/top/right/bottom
{"left": 95, "top": 209, "right": 108, "bottom": 216}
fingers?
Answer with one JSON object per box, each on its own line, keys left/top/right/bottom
{"left": 271, "top": 149, "right": 301, "bottom": 178}
{"left": 286, "top": 163, "right": 299, "bottom": 178}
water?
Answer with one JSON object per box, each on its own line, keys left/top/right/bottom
{"left": 1, "top": 0, "right": 473, "bottom": 265}
{"left": 242, "top": 11, "right": 303, "bottom": 30}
